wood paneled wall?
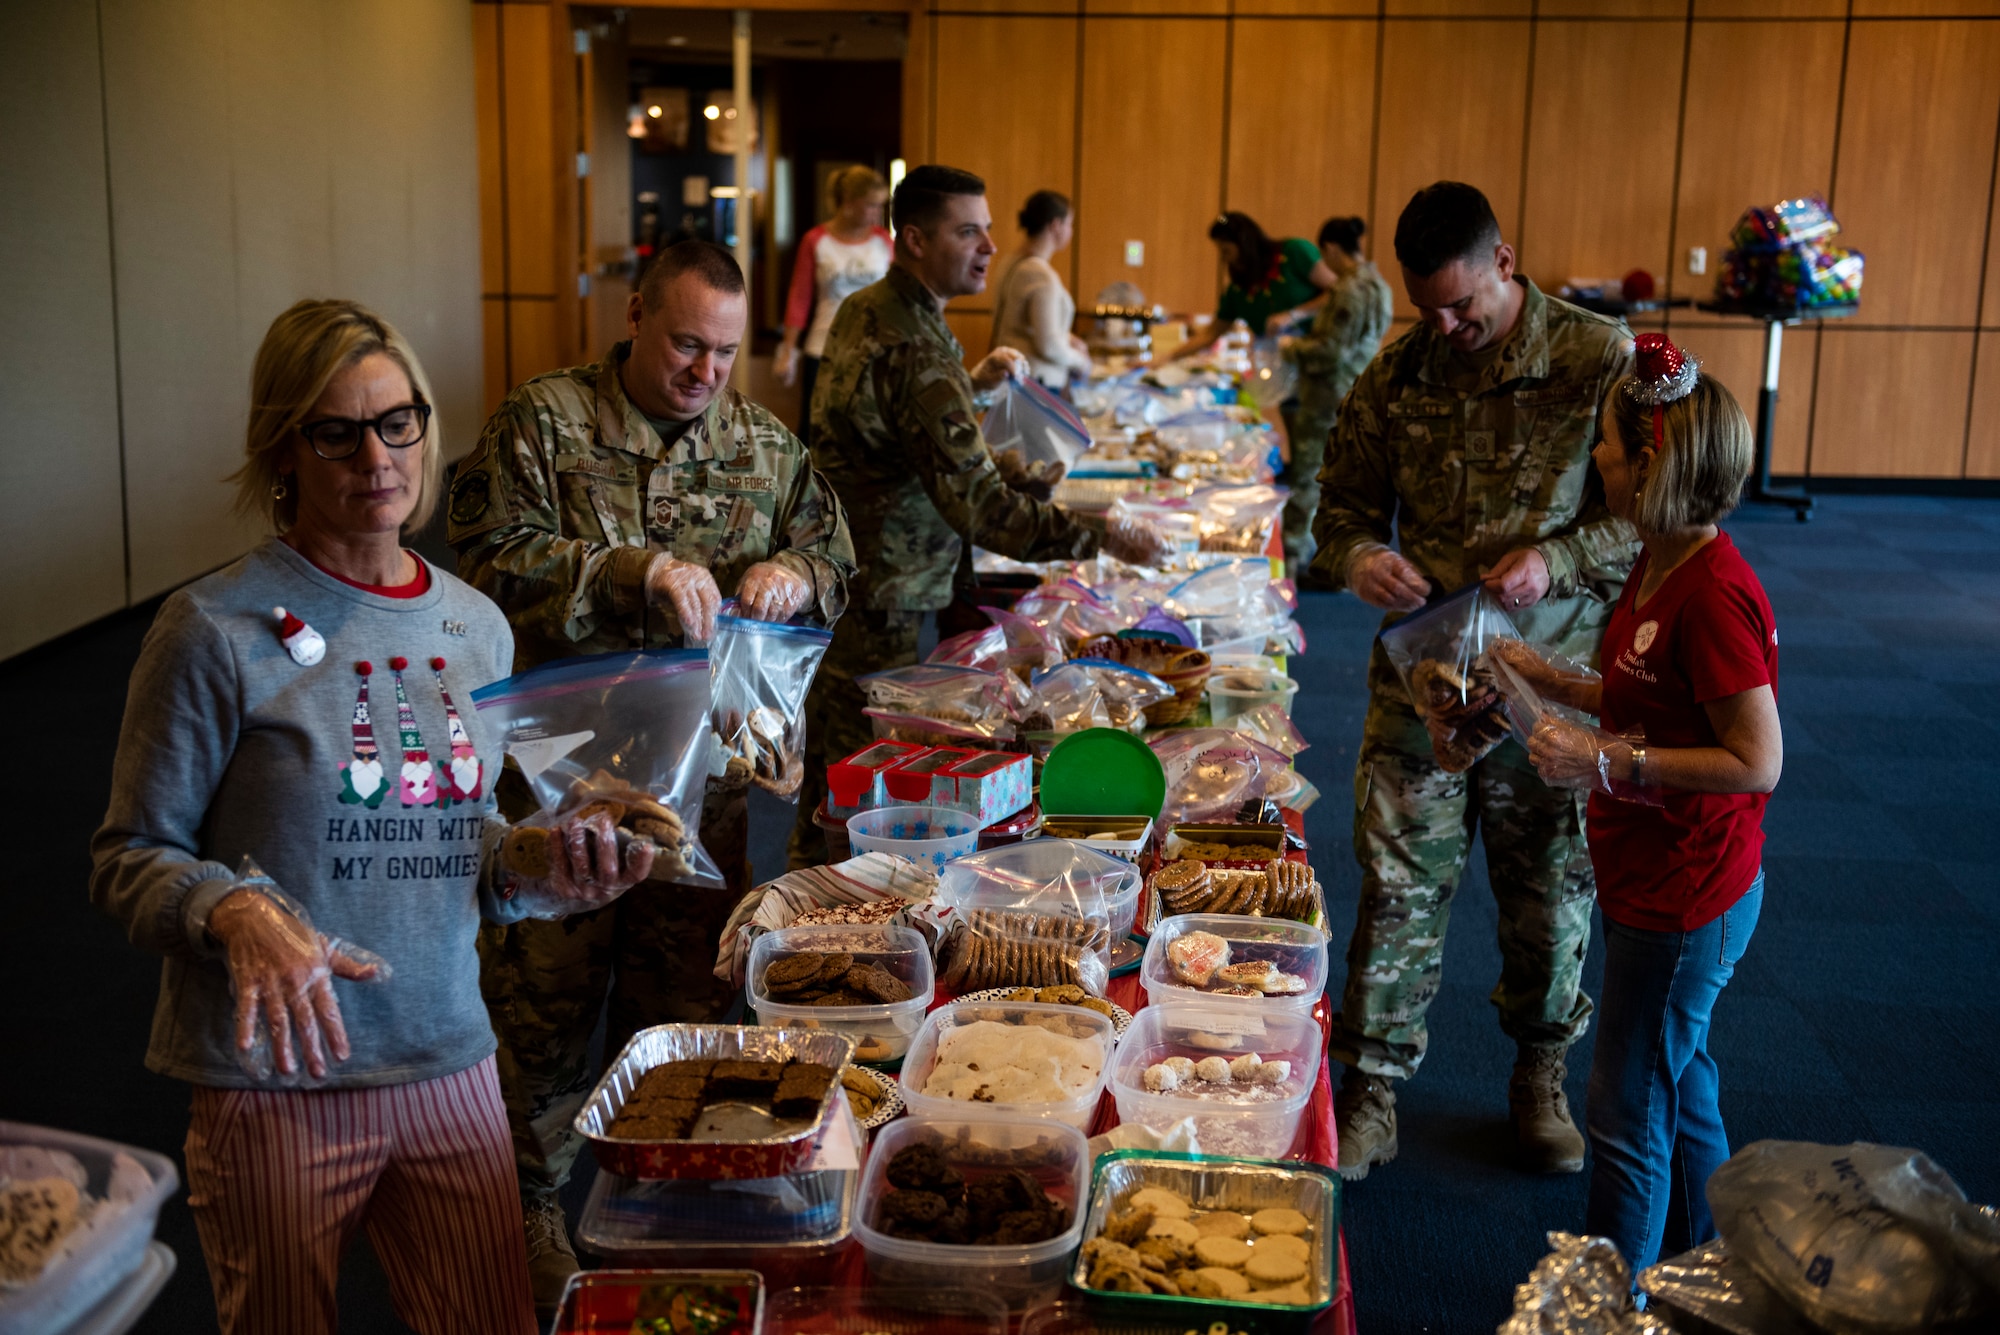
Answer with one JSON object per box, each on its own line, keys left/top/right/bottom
{"left": 2, "top": 0, "right": 484, "bottom": 659}
{"left": 911, "top": 0, "right": 2000, "bottom": 481}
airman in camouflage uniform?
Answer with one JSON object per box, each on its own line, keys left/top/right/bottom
{"left": 1281, "top": 250, "right": 1393, "bottom": 568}
{"left": 1311, "top": 183, "right": 1637, "bottom": 1181}
{"left": 785, "top": 166, "right": 1170, "bottom": 867}
{"left": 448, "top": 241, "right": 853, "bottom": 1304}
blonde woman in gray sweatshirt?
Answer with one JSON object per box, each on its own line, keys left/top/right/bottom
{"left": 90, "top": 300, "right": 651, "bottom": 1335}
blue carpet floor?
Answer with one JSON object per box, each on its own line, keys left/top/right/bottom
{"left": 1, "top": 495, "right": 1995, "bottom": 1333}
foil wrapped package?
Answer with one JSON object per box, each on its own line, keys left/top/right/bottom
{"left": 1497, "top": 1232, "right": 1673, "bottom": 1335}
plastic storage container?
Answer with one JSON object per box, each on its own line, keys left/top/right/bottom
{"left": 1206, "top": 669, "right": 1300, "bottom": 722}
{"left": 1141, "top": 912, "right": 1329, "bottom": 1016}
{"left": 854, "top": 1116, "right": 1089, "bottom": 1309}
{"left": 1109, "top": 1004, "right": 1323, "bottom": 1160}
{"left": 0, "top": 1122, "right": 179, "bottom": 1335}
{"left": 576, "top": 1167, "right": 858, "bottom": 1287}
{"left": 845, "top": 804, "right": 980, "bottom": 871}
{"left": 763, "top": 1285, "right": 1009, "bottom": 1335}
{"left": 900, "top": 999, "right": 1115, "bottom": 1133}
{"left": 748, "top": 924, "right": 935, "bottom": 1065}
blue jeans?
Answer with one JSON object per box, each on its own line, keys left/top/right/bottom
{"left": 1584, "top": 871, "right": 1764, "bottom": 1274}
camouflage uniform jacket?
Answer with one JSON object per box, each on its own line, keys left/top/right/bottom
{"left": 810, "top": 264, "right": 1103, "bottom": 611}
{"left": 448, "top": 342, "right": 855, "bottom": 670}
{"left": 1312, "top": 278, "right": 1639, "bottom": 680}
{"left": 1284, "top": 260, "right": 1394, "bottom": 424}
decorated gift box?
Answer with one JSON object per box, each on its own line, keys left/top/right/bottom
{"left": 881, "top": 747, "right": 1032, "bottom": 828}
{"left": 825, "top": 740, "right": 929, "bottom": 817}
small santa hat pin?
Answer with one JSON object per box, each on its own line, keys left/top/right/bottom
{"left": 274, "top": 607, "right": 325, "bottom": 666}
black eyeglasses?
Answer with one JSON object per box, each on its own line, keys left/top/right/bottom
{"left": 297, "top": 403, "right": 431, "bottom": 460}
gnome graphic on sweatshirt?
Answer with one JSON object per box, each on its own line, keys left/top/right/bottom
{"left": 337, "top": 661, "right": 389, "bottom": 808}
{"left": 388, "top": 657, "right": 439, "bottom": 808}
{"left": 430, "top": 657, "right": 484, "bottom": 807}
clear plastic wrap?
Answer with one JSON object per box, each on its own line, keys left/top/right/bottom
{"left": 859, "top": 664, "right": 1032, "bottom": 746}
{"left": 1226, "top": 701, "right": 1310, "bottom": 758}
{"left": 933, "top": 840, "right": 1128, "bottom": 996}
{"left": 1498, "top": 1232, "right": 1674, "bottom": 1335}
{"left": 1025, "top": 659, "right": 1174, "bottom": 735}
{"left": 1638, "top": 1240, "right": 1825, "bottom": 1335}
{"left": 983, "top": 376, "right": 1092, "bottom": 474}
{"left": 1377, "top": 586, "right": 1522, "bottom": 773}
{"left": 709, "top": 608, "right": 833, "bottom": 805}
{"left": 1707, "top": 1140, "right": 2000, "bottom": 1335}
{"left": 1149, "top": 728, "right": 1294, "bottom": 825}
{"left": 472, "top": 647, "right": 720, "bottom": 888}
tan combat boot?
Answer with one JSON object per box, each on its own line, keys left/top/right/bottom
{"left": 1334, "top": 1067, "right": 1398, "bottom": 1181}
{"left": 1510, "top": 1046, "right": 1586, "bottom": 1174}
{"left": 523, "top": 1194, "right": 580, "bottom": 1312}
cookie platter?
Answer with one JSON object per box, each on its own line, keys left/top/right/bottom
{"left": 576, "top": 1025, "right": 856, "bottom": 1180}
{"left": 1070, "top": 1151, "right": 1341, "bottom": 1321}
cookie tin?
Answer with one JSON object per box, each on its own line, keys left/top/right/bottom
{"left": 576, "top": 1024, "right": 856, "bottom": 1180}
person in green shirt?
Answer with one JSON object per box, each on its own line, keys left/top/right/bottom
{"left": 1212, "top": 211, "right": 1336, "bottom": 336}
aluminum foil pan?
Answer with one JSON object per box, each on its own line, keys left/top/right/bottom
{"left": 1072, "top": 1151, "right": 1340, "bottom": 1321}
{"left": 578, "top": 1024, "right": 856, "bottom": 1180}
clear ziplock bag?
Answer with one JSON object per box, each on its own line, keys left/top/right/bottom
{"left": 1149, "top": 728, "right": 1294, "bottom": 825}
{"left": 708, "top": 606, "right": 832, "bottom": 805}
{"left": 933, "top": 840, "right": 1129, "bottom": 996}
{"left": 1190, "top": 484, "right": 1288, "bottom": 557}
{"left": 1377, "top": 585, "right": 1523, "bottom": 774}
{"left": 471, "top": 648, "right": 720, "bottom": 888}
{"left": 982, "top": 375, "right": 1092, "bottom": 474}
{"left": 1241, "top": 338, "right": 1298, "bottom": 412}
{"left": 1165, "top": 559, "right": 1304, "bottom": 656}
{"left": 1707, "top": 1141, "right": 2000, "bottom": 1335}
{"left": 859, "top": 663, "right": 1031, "bottom": 745}
{"left": 1486, "top": 637, "right": 1665, "bottom": 807}
{"left": 1026, "top": 658, "right": 1174, "bottom": 734}
{"left": 928, "top": 607, "right": 1063, "bottom": 680}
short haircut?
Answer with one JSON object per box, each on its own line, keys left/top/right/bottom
{"left": 893, "top": 164, "right": 985, "bottom": 234}
{"left": 229, "top": 299, "right": 442, "bottom": 535}
{"left": 1606, "top": 372, "right": 1755, "bottom": 530}
{"left": 1018, "top": 190, "right": 1071, "bottom": 237}
{"left": 1394, "top": 182, "right": 1502, "bottom": 278}
{"left": 639, "top": 239, "right": 745, "bottom": 311}
{"left": 1318, "top": 215, "right": 1366, "bottom": 257}
{"left": 830, "top": 164, "right": 888, "bottom": 210}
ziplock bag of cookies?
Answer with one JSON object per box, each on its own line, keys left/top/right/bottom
{"left": 928, "top": 606, "right": 1064, "bottom": 681}
{"left": 707, "top": 603, "right": 832, "bottom": 804}
{"left": 858, "top": 663, "right": 1032, "bottom": 745}
{"left": 933, "top": 840, "right": 1131, "bottom": 996}
{"left": 1377, "top": 584, "right": 1524, "bottom": 774}
{"left": 1163, "top": 557, "right": 1305, "bottom": 656}
{"left": 1027, "top": 658, "right": 1174, "bottom": 734}
{"left": 982, "top": 374, "right": 1092, "bottom": 475}
{"left": 472, "top": 647, "right": 721, "bottom": 895}
{"left": 1150, "top": 727, "right": 1293, "bottom": 825}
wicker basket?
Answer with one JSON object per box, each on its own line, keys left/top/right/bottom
{"left": 1080, "top": 636, "right": 1212, "bottom": 726}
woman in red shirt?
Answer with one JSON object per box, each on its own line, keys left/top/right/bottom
{"left": 1521, "top": 333, "right": 1782, "bottom": 1275}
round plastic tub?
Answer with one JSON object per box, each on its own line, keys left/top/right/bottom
{"left": 846, "top": 804, "right": 979, "bottom": 872}
{"left": 900, "top": 999, "right": 1115, "bottom": 1133}
{"left": 1108, "top": 1003, "right": 1324, "bottom": 1160}
{"left": 1206, "top": 668, "right": 1300, "bottom": 722}
{"left": 854, "top": 1116, "right": 1089, "bottom": 1310}
{"left": 748, "top": 924, "right": 935, "bottom": 1065}
{"left": 1140, "top": 911, "right": 1329, "bottom": 1016}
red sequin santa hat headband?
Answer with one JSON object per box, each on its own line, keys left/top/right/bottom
{"left": 1623, "top": 332, "right": 1701, "bottom": 451}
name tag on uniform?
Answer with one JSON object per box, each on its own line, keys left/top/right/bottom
{"left": 1466, "top": 430, "right": 1495, "bottom": 460}
{"left": 555, "top": 454, "right": 621, "bottom": 480}
{"left": 1387, "top": 400, "right": 1454, "bottom": 419}
{"left": 1514, "top": 384, "right": 1584, "bottom": 408}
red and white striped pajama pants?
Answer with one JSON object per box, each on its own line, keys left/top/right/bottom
{"left": 183, "top": 1056, "right": 537, "bottom": 1335}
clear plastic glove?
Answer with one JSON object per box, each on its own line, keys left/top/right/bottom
{"left": 1529, "top": 715, "right": 1630, "bottom": 794}
{"left": 736, "top": 560, "right": 814, "bottom": 622}
{"left": 647, "top": 553, "right": 722, "bottom": 643}
{"left": 1349, "top": 547, "right": 1431, "bottom": 613}
{"left": 992, "top": 447, "right": 1066, "bottom": 502}
{"left": 1489, "top": 637, "right": 1601, "bottom": 712}
{"left": 540, "top": 809, "right": 656, "bottom": 907}
{"left": 773, "top": 340, "right": 800, "bottom": 388}
{"left": 971, "top": 346, "right": 1030, "bottom": 392}
{"left": 1102, "top": 514, "right": 1175, "bottom": 568}
{"left": 208, "top": 867, "right": 388, "bottom": 1081}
